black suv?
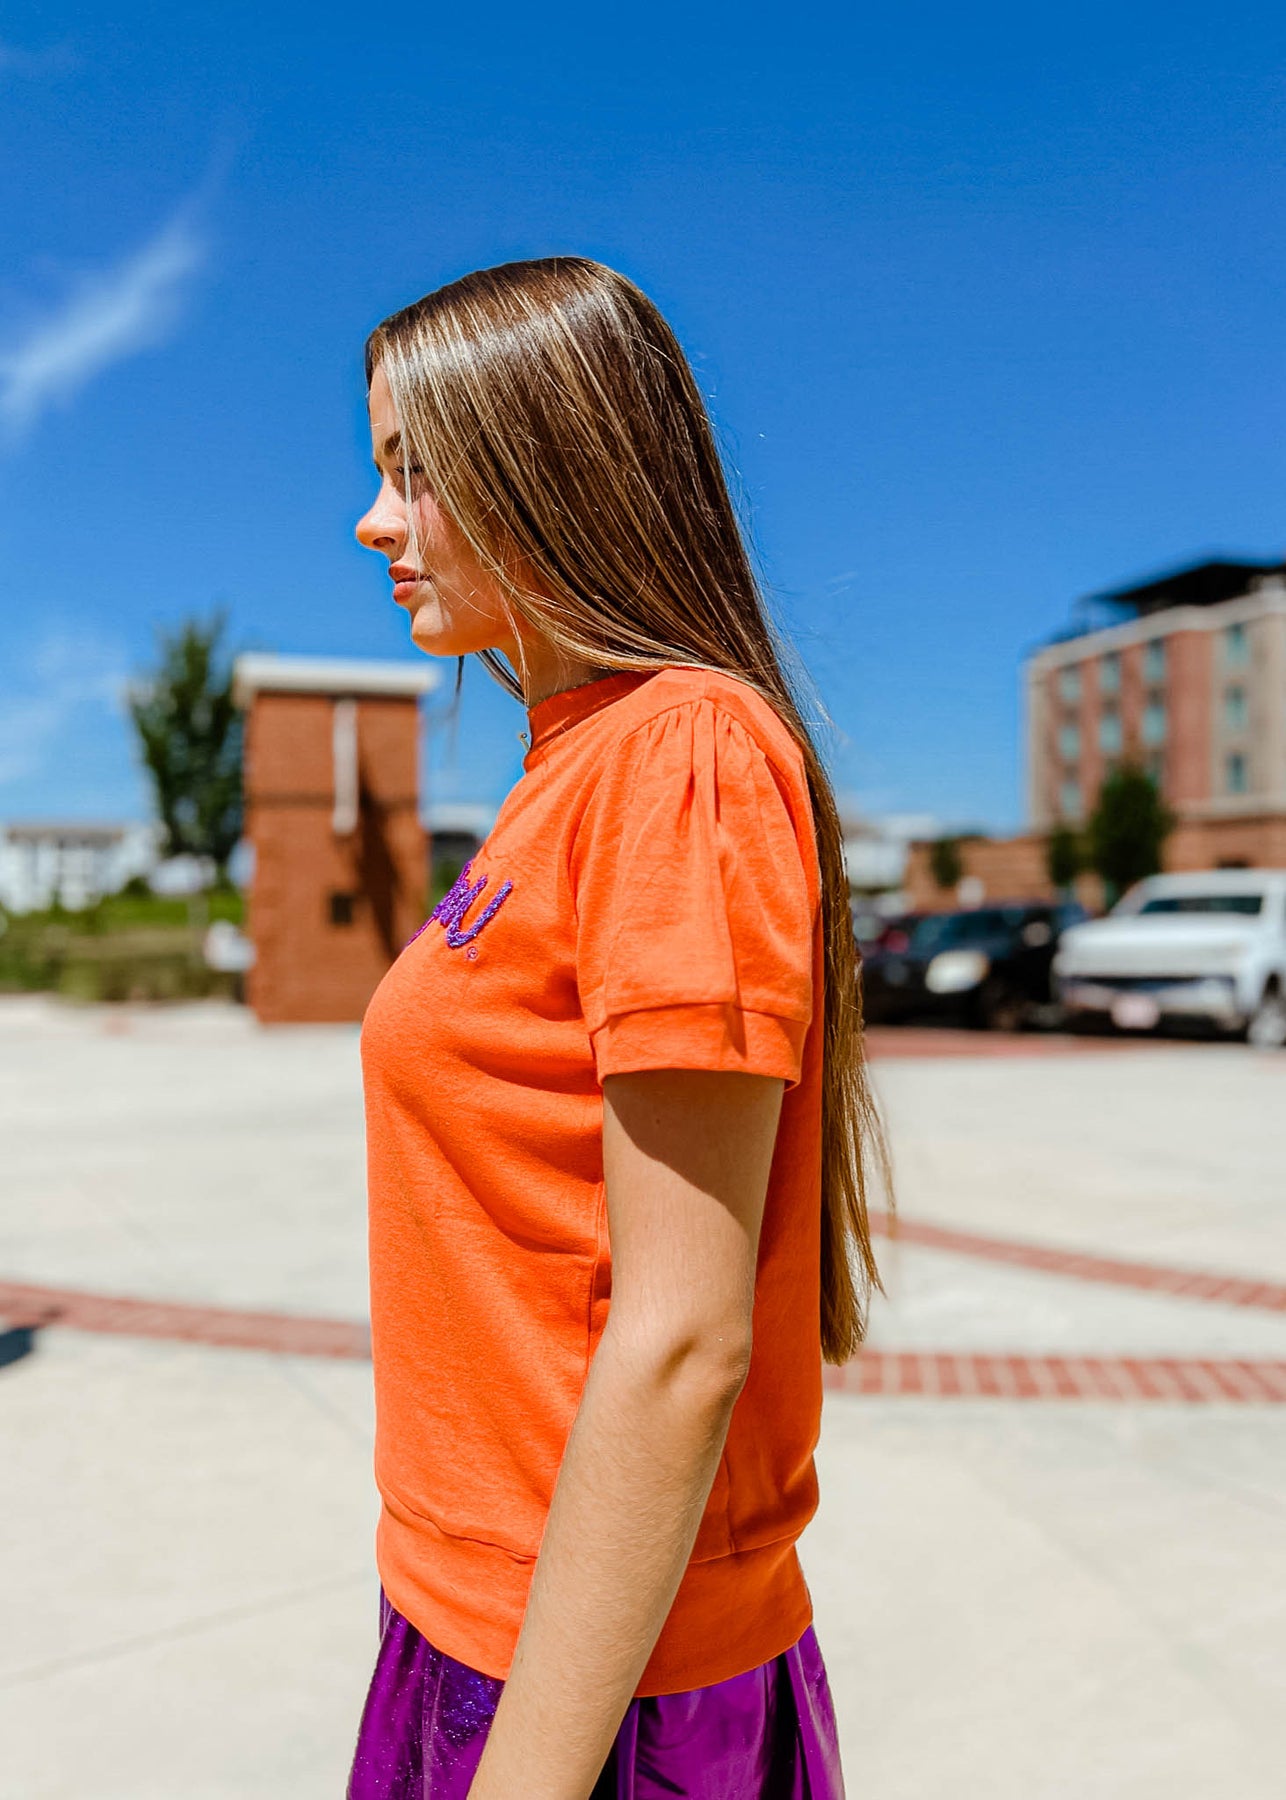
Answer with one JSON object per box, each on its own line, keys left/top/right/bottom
{"left": 861, "top": 901, "right": 1088, "bottom": 1031}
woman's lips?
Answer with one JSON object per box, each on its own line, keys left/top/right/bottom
{"left": 390, "top": 568, "right": 425, "bottom": 605}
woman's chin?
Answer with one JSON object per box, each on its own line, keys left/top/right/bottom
{"left": 408, "top": 610, "right": 466, "bottom": 659}
{"left": 409, "top": 609, "right": 510, "bottom": 665}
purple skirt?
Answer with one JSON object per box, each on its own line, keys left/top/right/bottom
{"left": 348, "top": 1593, "right": 845, "bottom": 1798}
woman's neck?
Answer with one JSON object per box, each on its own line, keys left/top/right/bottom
{"left": 522, "top": 652, "right": 619, "bottom": 711}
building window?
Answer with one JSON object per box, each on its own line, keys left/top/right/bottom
{"left": 1059, "top": 778, "right": 1081, "bottom": 818}
{"left": 1143, "top": 639, "right": 1166, "bottom": 684}
{"left": 1225, "top": 753, "right": 1248, "bottom": 795}
{"left": 1224, "top": 685, "right": 1248, "bottom": 732}
{"left": 1141, "top": 700, "right": 1166, "bottom": 747}
{"left": 1099, "top": 652, "right": 1121, "bottom": 696}
{"left": 1224, "top": 622, "right": 1249, "bottom": 666}
{"left": 1057, "top": 665, "right": 1082, "bottom": 704}
{"left": 1099, "top": 710, "right": 1122, "bottom": 755}
{"left": 1145, "top": 752, "right": 1165, "bottom": 791}
{"left": 1058, "top": 722, "right": 1081, "bottom": 761}
{"left": 328, "top": 891, "right": 358, "bottom": 926}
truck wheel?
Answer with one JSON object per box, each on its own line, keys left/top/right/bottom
{"left": 1247, "top": 982, "right": 1286, "bottom": 1050}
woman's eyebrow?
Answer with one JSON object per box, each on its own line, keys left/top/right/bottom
{"left": 374, "top": 430, "right": 403, "bottom": 470}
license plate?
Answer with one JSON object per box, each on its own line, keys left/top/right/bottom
{"left": 1110, "top": 993, "right": 1161, "bottom": 1030}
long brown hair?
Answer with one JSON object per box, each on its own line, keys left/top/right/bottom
{"left": 367, "top": 257, "right": 889, "bottom": 1361}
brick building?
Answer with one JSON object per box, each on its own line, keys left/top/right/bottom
{"left": 903, "top": 558, "right": 1286, "bottom": 912}
{"left": 233, "top": 655, "right": 437, "bottom": 1023}
{"left": 1026, "top": 558, "right": 1286, "bottom": 865}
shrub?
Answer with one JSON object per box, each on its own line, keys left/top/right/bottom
{"left": 929, "top": 836, "right": 963, "bottom": 892}
{"left": 1086, "top": 764, "right": 1175, "bottom": 902}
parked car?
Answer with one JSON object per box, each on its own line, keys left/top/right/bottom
{"left": 861, "top": 901, "right": 1088, "bottom": 1030}
{"left": 850, "top": 904, "right": 917, "bottom": 956}
{"left": 1053, "top": 869, "right": 1286, "bottom": 1047}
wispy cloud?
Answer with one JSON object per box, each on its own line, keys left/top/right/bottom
{"left": 0, "top": 631, "right": 130, "bottom": 790}
{"left": 0, "top": 210, "right": 208, "bottom": 436}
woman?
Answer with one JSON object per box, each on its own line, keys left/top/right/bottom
{"left": 349, "top": 259, "right": 886, "bottom": 1799}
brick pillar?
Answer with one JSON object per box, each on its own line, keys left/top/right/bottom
{"left": 1078, "top": 653, "right": 1103, "bottom": 813}
{"left": 1166, "top": 628, "right": 1213, "bottom": 808}
{"left": 1119, "top": 641, "right": 1144, "bottom": 761}
{"left": 233, "top": 656, "right": 436, "bottom": 1024}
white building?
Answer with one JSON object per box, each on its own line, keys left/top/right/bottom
{"left": 841, "top": 810, "right": 939, "bottom": 898}
{"left": 0, "top": 822, "right": 160, "bottom": 913}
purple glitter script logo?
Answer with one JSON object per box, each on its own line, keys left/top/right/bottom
{"left": 412, "top": 860, "right": 513, "bottom": 952}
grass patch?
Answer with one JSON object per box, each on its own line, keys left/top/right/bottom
{"left": 0, "top": 888, "right": 246, "bottom": 1002}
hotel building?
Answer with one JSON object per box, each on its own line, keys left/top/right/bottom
{"left": 1025, "top": 559, "right": 1286, "bottom": 868}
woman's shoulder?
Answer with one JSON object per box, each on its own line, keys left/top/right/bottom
{"left": 619, "top": 665, "right": 807, "bottom": 782}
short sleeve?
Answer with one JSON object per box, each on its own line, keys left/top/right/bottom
{"left": 572, "top": 697, "right": 817, "bottom": 1087}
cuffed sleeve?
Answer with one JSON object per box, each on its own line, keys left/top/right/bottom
{"left": 572, "top": 696, "right": 816, "bottom": 1087}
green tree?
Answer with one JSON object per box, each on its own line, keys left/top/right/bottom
{"left": 929, "top": 835, "right": 963, "bottom": 892}
{"left": 1045, "top": 823, "right": 1083, "bottom": 893}
{"left": 128, "top": 612, "right": 243, "bottom": 881}
{"left": 1085, "top": 763, "right": 1174, "bottom": 902}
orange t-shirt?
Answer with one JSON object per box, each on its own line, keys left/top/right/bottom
{"left": 360, "top": 666, "right": 825, "bottom": 1695}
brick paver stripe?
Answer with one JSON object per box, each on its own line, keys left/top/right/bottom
{"left": 824, "top": 1352, "right": 1286, "bottom": 1403}
{"left": 3, "top": 1277, "right": 1285, "bottom": 1402}
{"left": 867, "top": 1210, "right": 1286, "bottom": 1314}
{"left": 0, "top": 1279, "right": 369, "bottom": 1360}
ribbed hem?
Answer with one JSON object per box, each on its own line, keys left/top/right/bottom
{"left": 591, "top": 1004, "right": 807, "bottom": 1089}
{"left": 376, "top": 1498, "right": 813, "bottom": 1697}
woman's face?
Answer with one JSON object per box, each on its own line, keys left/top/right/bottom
{"left": 356, "top": 362, "right": 521, "bottom": 662}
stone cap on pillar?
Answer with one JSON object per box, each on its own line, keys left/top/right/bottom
{"left": 232, "top": 654, "right": 438, "bottom": 706}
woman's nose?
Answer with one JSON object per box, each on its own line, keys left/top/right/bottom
{"left": 356, "top": 485, "right": 404, "bottom": 555}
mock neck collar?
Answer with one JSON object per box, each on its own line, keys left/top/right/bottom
{"left": 525, "top": 671, "right": 656, "bottom": 757}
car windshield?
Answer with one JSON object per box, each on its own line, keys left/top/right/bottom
{"left": 1136, "top": 894, "right": 1264, "bottom": 917}
{"left": 906, "top": 907, "right": 1038, "bottom": 954}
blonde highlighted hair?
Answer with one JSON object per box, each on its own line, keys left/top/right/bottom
{"left": 366, "top": 257, "right": 888, "bottom": 1361}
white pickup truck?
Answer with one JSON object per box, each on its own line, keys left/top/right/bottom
{"left": 1053, "top": 869, "right": 1286, "bottom": 1048}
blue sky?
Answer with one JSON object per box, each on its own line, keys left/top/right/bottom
{"left": 2, "top": 1, "right": 1285, "bottom": 834}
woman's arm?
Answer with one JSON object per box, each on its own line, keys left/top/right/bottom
{"left": 467, "top": 1066, "right": 785, "bottom": 1800}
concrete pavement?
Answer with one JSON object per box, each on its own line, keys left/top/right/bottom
{"left": 1, "top": 996, "right": 1283, "bottom": 1797}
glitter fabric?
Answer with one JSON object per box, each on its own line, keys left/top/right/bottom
{"left": 347, "top": 1593, "right": 845, "bottom": 1799}
{"left": 428, "top": 861, "right": 514, "bottom": 950}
